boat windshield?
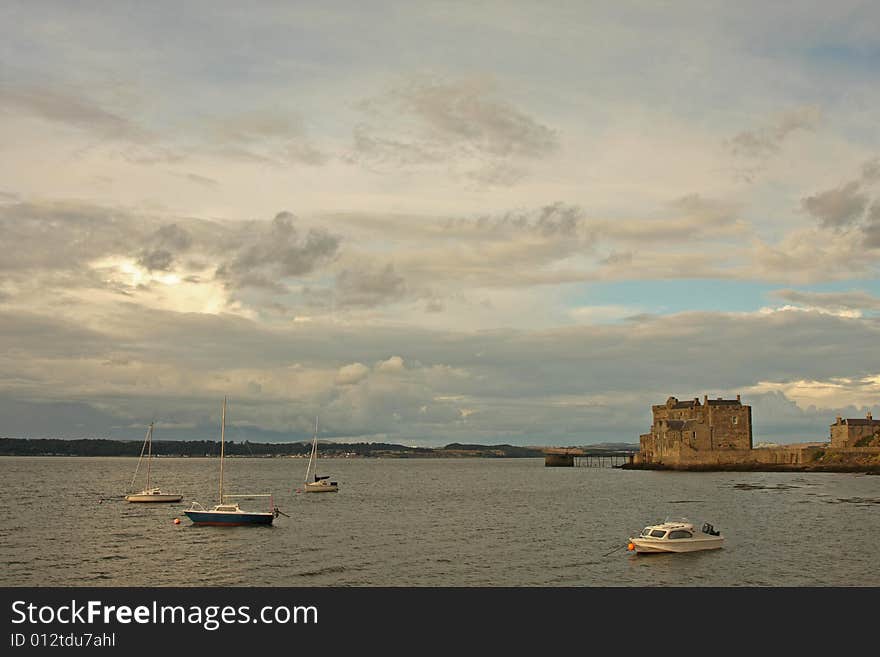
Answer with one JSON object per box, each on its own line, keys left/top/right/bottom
{"left": 640, "top": 527, "right": 652, "bottom": 537}
{"left": 649, "top": 529, "right": 667, "bottom": 538}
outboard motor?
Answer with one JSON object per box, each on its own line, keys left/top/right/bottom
{"left": 702, "top": 522, "right": 719, "bottom": 536}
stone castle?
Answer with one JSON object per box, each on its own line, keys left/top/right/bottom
{"left": 635, "top": 394, "right": 880, "bottom": 469}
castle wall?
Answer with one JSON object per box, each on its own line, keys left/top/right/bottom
{"left": 635, "top": 445, "right": 880, "bottom": 468}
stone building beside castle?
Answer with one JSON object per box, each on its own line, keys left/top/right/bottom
{"left": 830, "top": 412, "right": 880, "bottom": 448}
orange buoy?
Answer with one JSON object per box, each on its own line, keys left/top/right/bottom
{"left": 627, "top": 542, "right": 635, "bottom": 551}
{"left": 173, "top": 518, "right": 181, "bottom": 524}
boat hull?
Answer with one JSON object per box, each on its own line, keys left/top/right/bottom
{"left": 125, "top": 493, "right": 183, "bottom": 503}
{"left": 304, "top": 482, "right": 338, "bottom": 493}
{"left": 184, "top": 510, "right": 274, "bottom": 526}
{"left": 630, "top": 536, "right": 724, "bottom": 554}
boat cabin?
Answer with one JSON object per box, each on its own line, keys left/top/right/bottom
{"left": 638, "top": 521, "right": 696, "bottom": 540}
{"left": 638, "top": 521, "right": 720, "bottom": 540}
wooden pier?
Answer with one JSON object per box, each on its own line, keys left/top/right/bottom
{"left": 544, "top": 447, "right": 636, "bottom": 467}
{"left": 573, "top": 453, "right": 634, "bottom": 468}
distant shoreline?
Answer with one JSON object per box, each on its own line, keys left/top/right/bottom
{"left": 0, "top": 437, "right": 569, "bottom": 459}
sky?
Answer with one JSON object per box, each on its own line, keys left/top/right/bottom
{"left": 1, "top": 1, "right": 878, "bottom": 445}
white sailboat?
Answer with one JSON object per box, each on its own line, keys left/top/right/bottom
{"left": 184, "top": 397, "right": 279, "bottom": 525}
{"left": 125, "top": 422, "right": 183, "bottom": 503}
{"left": 303, "top": 417, "right": 338, "bottom": 493}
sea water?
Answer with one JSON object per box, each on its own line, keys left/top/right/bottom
{"left": 1, "top": 456, "right": 877, "bottom": 586}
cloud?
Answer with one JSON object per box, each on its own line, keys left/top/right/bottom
{"left": 335, "top": 362, "right": 369, "bottom": 386}
{"left": 206, "top": 112, "right": 329, "bottom": 166}
{"left": 335, "top": 263, "right": 406, "bottom": 307}
{"left": 728, "top": 106, "right": 821, "bottom": 159}
{"left": 864, "top": 203, "right": 880, "bottom": 248}
{"left": 349, "top": 75, "right": 558, "bottom": 185}
{"left": 2, "top": 294, "right": 879, "bottom": 443}
{"left": 389, "top": 75, "right": 558, "bottom": 158}
{"left": 862, "top": 158, "right": 880, "bottom": 183}
{"left": 801, "top": 180, "right": 868, "bottom": 228}
{"left": 750, "top": 225, "right": 879, "bottom": 284}
{"left": 137, "top": 223, "right": 193, "bottom": 272}
{"left": 174, "top": 172, "right": 220, "bottom": 187}
{"left": 215, "top": 212, "right": 340, "bottom": 290}
{"left": 770, "top": 289, "right": 880, "bottom": 314}
{"left": 376, "top": 355, "right": 406, "bottom": 374}
{"left": 0, "top": 201, "right": 150, "bottom": 273}
{"left": 0, "top": 83, "right": 149, "bottom": 142}
{"left": 795, "top": 159, "right": 880, "bottom": 253}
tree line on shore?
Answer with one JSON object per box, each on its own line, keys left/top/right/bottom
{"left": 0, "top": 437, "right": 547, "bottom": 458}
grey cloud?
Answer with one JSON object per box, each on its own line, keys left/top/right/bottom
{"left": 177, "top": 172, "right": 220, "bottom": 187}
{"left": 0, "top": 83, "right": 149, "bottom": 142}
{"left": 802, "top": 181, "right": 868, "bottom": 228}
{"left": 669, "top": 194, "right": 737, "bottom": 225}
{"left": 137, "top": 249, "right": 175, "bottom": 272}
{"left": 0, "top": 201, "right": 143, "bottom": 272}
{"left": 0, "top": 202, "right": 339, "bottom": 303}
{"left": 771, "top": 289, "right": 880, "bottom": 312}
{"left": 861, "top": 157, "right": 880, "bottom": 183}
{"left": 216, "top": 212, "right": 340, "bottom": 290}
{"left": 153, "top": 223, "right": 193, "bottom": 252}
{"left": 534, "top": 203, "right": 582, "bottom": 237}
{"left": 137, "top": 223, "right": 194, "bottom": 272}
{"left": 447, "top": 202, "right": 587, "bottom": 239}
{"left": 464, "top": 162, "right": 527, "bottom": 187}
{"left": 207, "top": 112, "right": 328, "bottom": 166}
{"left": 600, "top": 251, "right": 633, "bottom": 266}
{"left": 728, "top": 106, "right": 821, "bottom": 159}
{"left": 864, "top": 203, "right": 880, "bottom": 248}
{"left": 0, "top": 309, "right": 112, "bottom": 359}
{"left": 350, "top": 124, "right": 445, "bottom": 167}
{"left": 2, "top": 302, "right": 879, "bottom": 443}
{"left": 336, "top": 263, "right": 406, "bottom": 307}
{"left": 350, "top": 75, "right": 559, "bottom": 185}
{"left": 390, "top": 76, "right": 558, "bottom": 158}
{"left": 425, "top": 298, "right": 444, "bottom": 313}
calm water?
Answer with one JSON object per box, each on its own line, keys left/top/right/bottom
{"left": 1, "top": 456, "right": 878, "bottom": 586}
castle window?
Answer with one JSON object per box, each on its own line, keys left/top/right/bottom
{"left": 732, "top": 417, "right": 738, "bottom": 425}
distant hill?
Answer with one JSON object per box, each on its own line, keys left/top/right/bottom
{"left": 579, "top": 442, "right": 639, "bottom": 451}
{"left": 438, "top": 443, "right": 546, "bottom": 458}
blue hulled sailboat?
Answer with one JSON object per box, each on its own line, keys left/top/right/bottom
{"left": 184, "top": 397, "right": 278, "bottom": 526}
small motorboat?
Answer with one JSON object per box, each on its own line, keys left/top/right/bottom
{"left": 627, "top": 520, "right": 723, "bottom": 554}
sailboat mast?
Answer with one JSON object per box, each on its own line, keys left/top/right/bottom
{"left": 305, "top": 416, "right": 318, "bottom": 485}
{"left": 313, "top": 416, "right": 319, "bottom": 478}
{"left": 146, "top": 422, "right": 153, "bottom": 490}
{"left": 219, "top": 397, "right": 226, "bottom": 502}
{"left": 128, "top": 424, "right": 150, "bottom": 493}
